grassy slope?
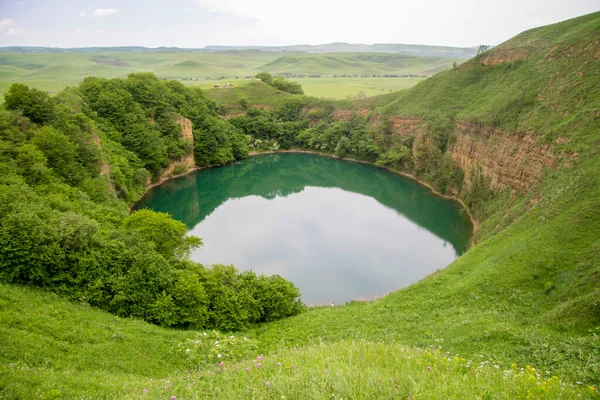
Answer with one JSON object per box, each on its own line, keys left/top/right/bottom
{"left": 258, "top": 52, "right": 460, "bottom": 76}
{"left": 371, "top": 12, "right": 600, "bottom": 151}
{"left": 2, "top": 284, "right": 593, "bottom": 399}
{"left": 2, "top": 12, "right": 600, "bottom": 399}
{"left": 202, "top": 81, "right": 292, "bottom": 112}
{"left": 0, "top": 50, "right": 453, "bottom": 98}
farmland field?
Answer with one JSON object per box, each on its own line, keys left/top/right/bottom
{"left": 0, "top": 50, "right": 453, "bottom": 98}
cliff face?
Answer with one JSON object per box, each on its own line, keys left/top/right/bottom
{"left": 449, "top": 122, "right": 555, "bottom": 192}
{"left": 332, "top": 110, "right": 556, "bottom": 193}
{"left": 157, "top": 115, "right": 196, "bottom": 181}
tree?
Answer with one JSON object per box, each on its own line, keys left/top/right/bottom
{"left": 123, "top": 209, "right": 202, "bottom": 259}
{"left": 4, "top": 84, "right": 55, "bottom": 124}
{"left": 476, "top": 45, "right": 490, "bottom": 57}
{"left": 255, "top": 72, "right": 273, "bottom": 86}
{"left": 16, "top": 144, "right": 48, "bottom": 185}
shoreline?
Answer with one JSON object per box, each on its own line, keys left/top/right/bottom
{"left": 134, "top": 149, "right": 479, "bottom": 239}
{"left": 248, "top": 150, "right": 479, "bottom": 237}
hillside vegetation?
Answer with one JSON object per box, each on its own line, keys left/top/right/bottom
{"left": 0, "top": 73, "right": 306, "bottom": 335}
{"left": 2, "top": 11, "right": 600, "bottom": 399}
{"left": 258, "top": 52, "right": 459, "bottom": 77}
{"left": 0, "top": 49, "right": 459, "bottom": 99}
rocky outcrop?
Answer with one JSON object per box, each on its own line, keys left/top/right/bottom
{"left": 480, "top": 44, "right": 529, "bottom": 66}
{"left": 449, "top": 122, "right": 555, "bottom": 192}
{"left": 157, "top": 115, "right": 196, "bottom": 181}
{"left": 331, "top": 109, "right": 371, "bottom": 121}
{"left": 368, "top": 115, "right": 423, "bottom": 136}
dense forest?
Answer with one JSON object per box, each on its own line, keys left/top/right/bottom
{"left": 0, "top": 73, "right": 304, "bottom": 331}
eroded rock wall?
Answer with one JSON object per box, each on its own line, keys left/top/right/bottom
{"left": 158, "top": 115, "right": 196, "bottom": 180}
{"left": 331, "top": 110, "right": 555, "bottom": 193}
{"left": 450, "top": 122, "right": 555, "bottom": 192}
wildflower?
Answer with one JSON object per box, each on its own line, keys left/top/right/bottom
{"left": 291, "top": 365, "right": 296, "bottom": 370}
{"left": 266, "top": 382, "right": 271, "bottom": 387}
{"left": 427, "top": 366, "right": 432, "bottom": 371}
{"left": 277, "top": 362, "right": 281, "bottom": 367}
{"left": 217, "top": 354, "right": 222, "bottom": 358}
{"left": 171, "top": 397, "right": 176, "bottom": 400}
{"left": 257, "top": 355, "right": 264, "bottom": 360}
{"left": 257, "top": 363, "right": 262, "bottom": 368}
{"left": 244, "top": 337, "right": 248, "bottom": 341}
{"left": 323, "top": 370, "right": 327, "bottom": 373}
{"left": 143, "top": 388, "right": 148, "bottom": 394}
{"left": 219, "top": 362, "right": 224, "bottom": 367}
{"left": 245, "top": 367, "right": 249, "bottom": 372}
{"left": 395, "top": 385, "right": 399, "bottom": 389}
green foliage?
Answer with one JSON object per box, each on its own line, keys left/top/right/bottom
{"left": 255, "top": 72, "right": 274, "bottom": 86}
{"left": 0, "top": 76, "right": 303, "bottom": 333}
{"left": 123, "top": 209, "right": 202, "bottom": 259}
{"left": 0, "top": 285, "right": 595, "bottom": 398}
{"left": 272, "top": 76, "right": 304, "bottom": 95}
{"left": 4, "top": 83, "right": 55, "bottom": 124}
{"left": 255, "top": 72, "right": 304, "bottom": 95}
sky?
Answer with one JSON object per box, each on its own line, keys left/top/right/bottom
{"left": 0, "top": 0, "right": 598, "bottom": 48}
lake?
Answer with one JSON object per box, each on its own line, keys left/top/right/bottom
{"left": 135, "top": 153, "right": 472, "bottom": 305}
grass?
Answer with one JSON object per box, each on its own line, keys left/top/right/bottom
{"left": 0, "top": 50, "right": 455, "bottom": 99}
{"left": 201, "top": 81, "right": 292, "bottom": 112}
{"left": 259, "top": 52, "right": 460, "bottom": 76}
{"left": 289, "top": 77, "right": 423, "bottom": 99}
{"left": 195, "top": 77, "right": 424, "bottom": 107}
{"left": 1, "top": 284, "right": 596, "bottom": 399}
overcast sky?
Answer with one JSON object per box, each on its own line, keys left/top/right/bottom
{"left": 0, "top": 0, "right": 598, "bottom": 48}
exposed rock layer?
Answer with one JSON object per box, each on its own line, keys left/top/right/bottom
{"left": 158, "top": 115, "right": 196, "bottom": 181}
{"left": 332, "top": 110, "right": 556, "bottom": 193}
{"left": 449, "top": 122, "right": 555, "bottom": 192}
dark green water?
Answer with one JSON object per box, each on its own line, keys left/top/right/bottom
{"left": 136, "top": 153, "right": 472, "bottom": 305}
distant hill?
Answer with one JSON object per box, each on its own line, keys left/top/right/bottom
{"left": 258, "top": 52, "right": 459, "bottom": 77}
{"left": 0, "top": 43, "right": 478, "bottom": 58}
{"left": 203, "top": 43, "right": 478, "bottom": 58}
{"left": 0, "top": 49, "right": 460, "bottom": 97}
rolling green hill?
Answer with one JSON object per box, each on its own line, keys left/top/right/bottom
{"left": 258, "top": 52, "right": 459, "bottom": 76}
{"left": 2, "top": 11, "right": 600, "bottom": 400}
{"left": 0, "top": 50, "right": 459, "bottom": 99}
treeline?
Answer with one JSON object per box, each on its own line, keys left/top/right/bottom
{"left": 0, "top": 73, "right": 304, "bottom": 330}
{"left": 255, "top": 72, "right": 304, "bottom": 95}
{"left": 230, "top": 96, "right": 468, "bottom": 198}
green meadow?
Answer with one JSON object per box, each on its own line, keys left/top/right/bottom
{"left": 0, "top": 50, "right": 454, "bottom": 99}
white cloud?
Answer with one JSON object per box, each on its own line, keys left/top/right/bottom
{"left": 90, "top": 8, "right": 120, "bottom": 17}
{"left": 0, "top": 18, "right": 24, "bottom": 36}
{"left": 6, "top": 27, "right": 23, "bottom": 35}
